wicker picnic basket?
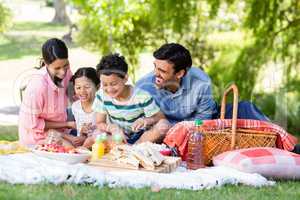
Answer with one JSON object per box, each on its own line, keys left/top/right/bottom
{"left": 201, "top": 84, "right": 277, "bottom": 165}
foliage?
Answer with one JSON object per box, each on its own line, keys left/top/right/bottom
{"left": 69, "top": 0, "right": 299, "bottom": 133}
{"left": 71, "top": 0, "right": 153, "bottom": 82}
{"left": 0, "top": 21, "right": 68, "bottom": 60}
{"left": 0, "top": 3, "right": 11, "bottom": 33}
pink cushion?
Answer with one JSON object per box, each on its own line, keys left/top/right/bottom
{"left": 213, "top": 147, "right": 300, "bottom": 179}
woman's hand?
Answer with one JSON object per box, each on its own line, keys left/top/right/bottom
{"left": 67, "top": 121, "right": 76, "bottom": 129}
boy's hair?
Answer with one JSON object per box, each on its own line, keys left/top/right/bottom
{"left": 70, "top": 67, "right": 100, "bottom": 87}
{"left": 96, "top": 53, "right": 128, "bottom": 79}
{"left": 153, "top": 43, "right": 192, "bottom": 74}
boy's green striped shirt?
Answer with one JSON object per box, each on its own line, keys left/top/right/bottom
{"left": 92, "top": 86, "right": 160, "bottom": 133}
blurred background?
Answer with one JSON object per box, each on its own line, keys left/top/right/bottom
{"left": 0, "top": 0, "right": 299, "bottom": 135}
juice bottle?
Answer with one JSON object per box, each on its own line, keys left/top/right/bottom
{"left": 99, "top": 133, "right": 109, "bottom": 153}
{"left": 112, "top": 133, "right": 123, "bottom": 148}
{"left": 187, "top": 119, "right": 205, "bottom": 170}
{"left": 91, "top": 135, "right": 105, "bottom": 161}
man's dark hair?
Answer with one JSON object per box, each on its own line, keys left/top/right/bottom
{"left": 153, "top": 43, "right": 192, "bottom": 74}
{"left": 96, "top": 53, "right": 128, "bottom": 79}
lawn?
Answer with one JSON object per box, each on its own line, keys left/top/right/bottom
{"left": 0, "top": 125, "right": 299, "bottom": 200}
{"left": 0, "top": 21, "right": 70, "bottom": 60}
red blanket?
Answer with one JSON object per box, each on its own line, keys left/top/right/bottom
{"left": 164, "top": 119, "right": 298, "bottom": 160}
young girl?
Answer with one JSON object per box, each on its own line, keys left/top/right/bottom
{"left": 70, "top": 67, "right": 100, "bottom": 148}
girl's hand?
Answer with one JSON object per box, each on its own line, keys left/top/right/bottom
{"left": 70, "top": 136, "right": 86, "bottom": 147}
{"left": 80, "top": 123, "right": 93, "bottom": 136}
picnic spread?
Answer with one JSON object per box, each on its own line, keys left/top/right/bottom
{"left": 1, "top": 117, "right": 299, "bottom": 190}
{"left": 2, "top": 84, "right": 298, "bottom": 190}
{"left": 0, "top": 149, "right": 274, "bottom": 189}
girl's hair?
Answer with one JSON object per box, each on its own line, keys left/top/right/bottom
{"left": 38, "top": 38, "right": 68, "bottom": 68}
{"left": 70, "top": 67, "right": 100, "bottom": 87}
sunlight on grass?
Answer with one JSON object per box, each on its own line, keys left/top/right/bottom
{"left": 12, "top": 21, "right": 68, "bottom": 32}
{"left": 0, "top": 181, "right": 300, "bottom": 200}
{"left": 0, "top": 35, "right": 48, "bottom": 60}
{"left": 0, "top": 21, "right": 69, "bottom": 60}
{"left": 0, "top": 125, "right": 18, "bottom": 141}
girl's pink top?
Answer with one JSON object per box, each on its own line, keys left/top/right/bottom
{"left": 18, "top": 67, "right": 72, "bottom": 145}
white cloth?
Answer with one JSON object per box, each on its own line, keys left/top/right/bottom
{"left": 0, "top": 153, "right": 275, "bottom": 190}
{"left": 72, "top": 100, "right": 97, "bottom": 136}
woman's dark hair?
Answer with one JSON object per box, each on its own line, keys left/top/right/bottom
{"left": 39, "top": 38, "right": 68, "bottom": 68}
{"left": 70, "top": 67, "right": 100, "bottom": 87}
{"left": 153, "top": 43, "right": 192, "bottom": 74}
{"left": 96, "top": 53, "right": 128, "bottom": 79}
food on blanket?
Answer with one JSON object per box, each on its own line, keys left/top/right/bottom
{"left": 131, "top": 148, "right": 155, "bottom": 170}
{"left": 0, "top": 141, "right": 28, "bottom": 155}
{"left": 136, "top": 142, "right": 165, "bottom": 166}
{"left": 118, "top": 154, "right": 140, "bottom": 169}
{"left": 35, "top": 144, "right": 79, "bottom": 154}
{"left": 45, "top": 130, "right": 63, "bottom": 145}
{"left": 105, "top": 142, "right": 166, "bottom": 170}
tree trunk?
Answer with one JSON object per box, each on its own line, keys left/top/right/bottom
{"left": 52, "top": 0, "right": 71, "bottom": 25}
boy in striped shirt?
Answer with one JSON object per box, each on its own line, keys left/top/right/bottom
{"left": 92, "top": 53, "right": 170, "bottom": 144}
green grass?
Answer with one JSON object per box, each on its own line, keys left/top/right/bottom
{"left": 12, "top": 21, "right": 68, "bottom": 32}
{"left": 0, "top": 125, "right": 18, "bottom": 140}
{"left": 0, "top": 125, "right": 300, "bottom": 199}
{"left": 0, "top": 21, "right": 69, "bottom": 60}
{"left": 0, "top": 34, "right": 49, "bottom": 60}
{"left": 0, "top": 180, "right": 300, "bottom": 200}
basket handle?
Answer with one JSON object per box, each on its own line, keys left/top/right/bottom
{"left": 220, "top": 84, "right": 239, "bottom": 150}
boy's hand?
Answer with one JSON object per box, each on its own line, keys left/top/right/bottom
{"left": 132, "top": 118, "right": 146, "bottom": 132}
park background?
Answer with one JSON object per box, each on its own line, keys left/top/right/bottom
{"left": 0, "top": 0, "right": 299, "bottom": 199}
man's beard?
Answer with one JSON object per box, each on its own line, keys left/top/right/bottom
{"left": 156, "top": 77, "right": 180, "bottom": 92}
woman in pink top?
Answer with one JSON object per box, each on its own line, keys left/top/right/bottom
{"left": 18, "top": 38, "right": 77, "bottom": 146}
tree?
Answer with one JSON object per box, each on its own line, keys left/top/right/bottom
{"left": 0, "top": 3, "right": 11, "bottom": 33}
{"left": 71, "top": 0, "right": 299, "bottom": 95}
{"left": 52, "top": 0, "right": 71, "bottom": 25}
{"left": 70, "top": 0, "right": 300, "bottom": 133}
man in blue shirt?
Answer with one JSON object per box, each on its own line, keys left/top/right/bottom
{"left": 136, "top": 43, "right": 218, "bottom": 124}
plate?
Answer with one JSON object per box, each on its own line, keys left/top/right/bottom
{"left": 32, "top": 149, "right": 91, "bottom": 164}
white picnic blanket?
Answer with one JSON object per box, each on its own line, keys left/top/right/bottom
{"left": 0, "top": 153, "right": 275, "bottom": 190}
